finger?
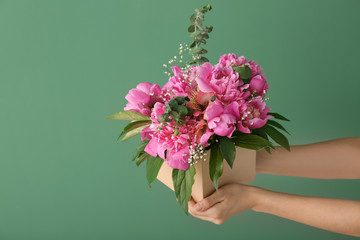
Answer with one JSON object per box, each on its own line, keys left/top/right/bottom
{"left": 194, "top": 191, "right": 223, "bottom": 212}
{"left": 188, "top": 208, "right": 215, "bottom": 223}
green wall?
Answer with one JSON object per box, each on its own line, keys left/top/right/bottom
{"left": 0, "top": 0, "right": 359, "bottom": 239}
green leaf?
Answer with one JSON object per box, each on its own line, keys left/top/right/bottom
{"left": 118, "top": 120, "right": 151, "bottom": 140}
{"left": 263, "top": 125, "right": 290, "bottom": 151}
{"left": 170, "top": 111, "right": 180, "bottom": 121}
{"left": 203, "top": 4, "right": 212, "bottom": 11}
{"left": 172, "top": 165, "right": 196, "bottom": 214}
{"left": 201, "top": 33, "right": 209, "bottom": 39}
{"left": 173, "top": 105, "right": 188, "bottom": 115}
{"left": 264, "top": 147, "right": 272, "bottom": 154}
{"left": 232, "top": 143, "right": 263, "bottom": 151}
{"left": 188, "top": 25, "right": 195, "bottom": 32}
{"left": 231, "top": 134, "right": 274, "bottom": 150}
{"left": 189, "top": 47, "right": 205, "bottom": 55}
{"left": 174, "top": 96, "right": 185, "bottom": 105}
{"left": 121, "top": 124, "right": 149, "bottom": 142}
{"left": 132, "top": 139, "right": 149, "bottom": 162}
{"left": 169, "top": 99, "right": 178, "bottom": 108}
{"left": 146, "top": 156, "right": 164, "bottom": 186}
{"left": 107, "top": 110, "right": 150, "bottom": 121}
{"left": 199, "top": 39, "right": 207, "bottom": 44}
{"left": 136, "top": 152, "right": 149, "bottom": 166}
{"left": 190, "top": 13, "right": 196, "bottom": 23}
{"left": 190, "top": 31, "right": 201, "bottom": 39}
{"left": 267, "top": 120, "right": 290, "bottom": 135}
{"left": 219, "top": 137, "right": 236, "bottom": 168}
{"left": 233, "top": 65, "right": 252, "bottom": 80}
{"left": 186, "top": 107, "right": 194, "bottom": 116}
{"left": 190, "top": 41, "right": 196, "bottom": 48}
{"left": 251, "top": 128, "right": 273, "bottom": 153}
{"left": 209, "top": 142, "right": 223, "bottom": 190}
{"left": 195, "top": 56, "right": 209, "bottom": 64}
{"left": 268, "top": 112, "right": 290, "bottom": 121}
{"left": 205, "top": 26, "right": 213, "bottom": 33}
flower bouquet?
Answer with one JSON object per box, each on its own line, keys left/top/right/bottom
{"left": 107, "top": 4, "right": 290, "bottom": 214}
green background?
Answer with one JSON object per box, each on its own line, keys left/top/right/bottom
{"left": 0, "top": 0, "right": 359, "bottom": 239}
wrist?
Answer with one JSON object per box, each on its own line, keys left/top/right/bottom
{"left": 247, "top": 185, "right": 268, "bottom": 212}
{"left": 256, "top": 148, "right": 268, "bottom": 174}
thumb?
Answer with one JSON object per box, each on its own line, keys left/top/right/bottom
{"left": 194, "top": 191, "right": 222, "bottom": 212}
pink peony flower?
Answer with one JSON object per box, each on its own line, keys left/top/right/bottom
{"left": 166, "top": 147, "right": 190, "bottom": 170}
{"left": 219, "top": 53, "right": 247, "bottom": 67}
{"left": 237, "top": 97, "right": 272, "bottom": 133}
{"left": 161, "top": 65, "right": 198, "bottom": 101}
{"left": 124, "top": 82, "right": 161, "bottom": 116}
{"left": 249, "top": 75, "right": 268, "bottom": 98}
{"left": 142, "top": 109, "right": 201, "bottom": 170}
{"left": 196, "top": 62, "right": 249, "bottom": 104}
{"left": 204, "top": 100, "right": 239, "bottom": 138}
{"left": 246, "top": 60, "right": 263, "bottom": 78}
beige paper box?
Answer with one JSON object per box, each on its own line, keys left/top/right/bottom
{"left": 157, "top": 147, "right": 256, "bottom": 202}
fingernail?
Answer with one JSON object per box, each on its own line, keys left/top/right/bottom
{"left": 195, "top": 203, "right": 202, "bottom": 211}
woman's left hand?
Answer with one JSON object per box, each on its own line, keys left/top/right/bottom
{"left": 188, "top": 183, "right": 259, "bottom": 225}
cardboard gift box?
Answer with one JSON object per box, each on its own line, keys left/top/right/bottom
{"left": 157, "top": 147, "right": 256, "bottom": 202}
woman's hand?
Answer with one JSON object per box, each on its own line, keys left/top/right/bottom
{"left": 188, "top": 183, "right": 259, "bottom": 225}
{"left": 189, "top": 182, "right": 360, "bottom": 236}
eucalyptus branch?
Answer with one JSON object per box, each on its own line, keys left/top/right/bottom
{"left": 188, "top": 4, "right": 213, "bottom": 65}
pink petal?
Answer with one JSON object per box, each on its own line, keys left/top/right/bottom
{"left": 144, "top": 138, "right": 158, "bottom": 157}
{"left": 136, "top": 82, "right": 153, "bottom": 94}
{"left": 237, "top": 122, "right": 251, "bottom": 134}
{"left": 199, "top": 128, "right": 215, "bottom": 146}
{"left": 166, "top": 147, "right": 189, "bottom": 170}
{"left": 204, "top": 101, "right": 223, "bottom": 120}
{"left": 125, "top": 89, "right": 151, "bottom": 105}
{"left": 224, "top": 101, "right": 240, "bottom": 119}
{"left": 196, "top": 62, "right": 213, "bottom": 92}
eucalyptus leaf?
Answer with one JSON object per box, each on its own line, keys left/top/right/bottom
{"left": 219, "top": 137, "right": 236, "bottom": 168}
{"left": 195, "top": 56, "right": 209, "bottom": 64}
{"left": 121, "top": 124, "right": 149, "bottom": 142}
{"left": 209, "top": 142, "right": 223, "bottom": 190}
{"left": 189, "top": 47, "right": 204, "bottom": 55}
{"left": 190, "top": 31, "right": 201, "bottom": 39}
{"left": 174, "top": 105, "right": 188, "bottom": 115}
{"left": 203, "top": 4, "right": 212, "bottom": 11}
{"left": 188, "top": 25, "right": 195, "bottom": 32}
{"left": 107, "top": 110, "right": 150, "bottom": 121}
{"left": 146, "top": 156, "right": 164, "bottom": 186}
{"left": 174, "top": 96, "right": 185, "bottom": 105}
{"left": 190, "top": 41, "right": 196, "bottom": 48}
{"left": 205, "top": 26, "right": 213, "bottom": 33}
{"left": 190, "top": 13, "right": 196, "bottom": 23}
{"left": 263, "top": 125, "right": 290, "bottom": 151}
{"left": 169, "top": 99, "right": 178, "bottom": 108}
{"left": 170, "top": 111, "right": 180, "bottom": 121}
{"left": 201, "top": 33, "right": 209, "bottom": 39}
{"left": 186, "top": 107, "right": 194, "bottom": 116}
{"left": 172, "top": 165, "right": 196, "bottom": 214}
